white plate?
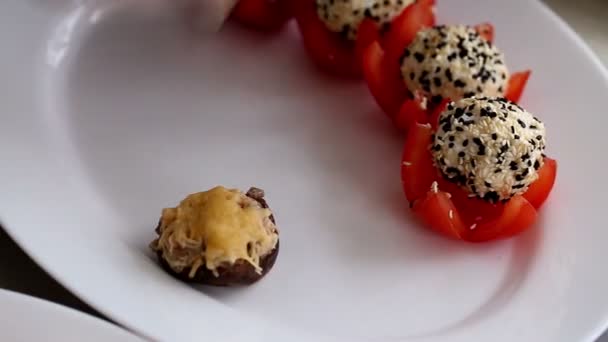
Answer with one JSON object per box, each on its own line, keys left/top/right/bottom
{"left": 0, "top": 289, "right": 142, "bottom": 341}
{"left": 1, "top": 0, "right": 608, "bottom": 341}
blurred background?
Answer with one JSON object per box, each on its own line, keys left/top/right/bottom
{"left": 0, "top": 0, "right": 607, "bottom": 339}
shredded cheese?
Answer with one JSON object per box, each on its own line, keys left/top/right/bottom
{"left": 151, "top": 186, "right": 278, "bottom": 278}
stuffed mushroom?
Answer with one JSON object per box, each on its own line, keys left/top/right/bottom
{"left": 150, "top": 186, "right": 279, "bottom": 286}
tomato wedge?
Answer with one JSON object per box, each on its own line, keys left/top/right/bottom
{"left": 412, "top": 185, "right": 467, "bottom": 239}
{"left": 505, "top": 70, "right": 531, "bottom": 103}
{"left": 394, "top": 92, "right": 427, "bottom": 132}
{"left": 428, "top": 98, "right": 451, "bottom": 129}
{"left": 466, "top": 196, "right": 537, "bottom": 242}
{"left": 355, "top": 19, "right": 381, "bottom": 69}
{"left": 363, "top": 42, "right": 409, "bottom": 117}
{"left": 384, "top": 0, "right": 436, "bottom": 68}
{"left": 474, "top": 23, "right": 494, "bottom": 43}
{"left": 401, "top": 123, "right": 436, "bottom": 202}
{"left": 231, "top": 0, "right": 290, "bottom": 31}
{"left": 296, "top": 0, "right": 431, "bottom": 78}
{"left": 523, "top": 157, "right": 557, "bottom": 209}
{"left": 413, "top": 188, "right": 537, "bottom": 242}
{"left": 401, "top": 123, "right": 556, "bottom": 242}
{"left": 295, "top": 2, "right": 360, "bottom": 77}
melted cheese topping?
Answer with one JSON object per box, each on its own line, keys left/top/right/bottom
{"left": 150, "top": 186, "right": 278, "bottom": 278}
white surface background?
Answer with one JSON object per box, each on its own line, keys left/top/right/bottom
{"left": 0, "top": 0, "right": 606, "bottom": 340}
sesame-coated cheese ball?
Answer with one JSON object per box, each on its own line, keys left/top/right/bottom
{"left": 432, "top": 97, "right": 546, "bottom": 203}
{"left": 316, "top": 0, "right": 414, "bottom": 40}
{"left": 401, "top": 25, "right": 509, "bottom": 103}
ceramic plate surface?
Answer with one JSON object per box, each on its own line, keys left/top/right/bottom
{"left": 1, "top": 0, "right": 608, "bottom": 341}
{"left": 0, "top": 289, "right": 141, "bottom": 341}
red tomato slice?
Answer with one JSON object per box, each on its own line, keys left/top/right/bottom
{"left": 465, "top": 196, "right": 537, "bottom": 242}
{"left": 295, "top": 2, "right": 360, "bottom": 77}
{"left": 428, "top": 98, "right": 451, "bottom": 129}
{"left": 401, "top": 123, "right": 437, "bottom": 202}
{"left": 362, "top": 42, "right": 409, "bottom": 117}
{"left": 384, "top": 0, "right": 436, "bottom": 70}
{"left": 355, "top": 19, "right": 380, "bottom": 69}
{"left": 505, "top": 70, "right": 531, "bottom": 103}
{"left": 394, "top": 92, "right": 427, "bottom": 132}
{"left": 412, "top": 186, "right": 467, "bottom": 239}
{"left": 402, "top": 123, "right": 555, "bottom": 242}
{"left": 474, "top": 23, "right": 494, "bottom": 43}
{"left": 412, "top": 186, "right": 538, "bottom": 242}
{"left": 231, "top": 0, "right": 290, "bottom": 31}
{"left": 523, "top": 157, "right": 557, "bottom": 209}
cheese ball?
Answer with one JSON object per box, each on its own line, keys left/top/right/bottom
{"left": 150, "top": 186, "right": 279, "bottom": 286}
{"left": 400, "top": 25, "right": 509, "bottom": 103}
{"left": 316, "top": 0, "right": 414, "bottom": 40}
{"left": 431, "top": 97, "right": 546, "bottom": 203}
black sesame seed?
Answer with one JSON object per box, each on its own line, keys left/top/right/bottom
{"left": 515, "top": 174, "right": 524, "bottom": 181}
{"left": 414, "top": 52, "right": 425, "bottom": 63}
{"left": 517, "top": 119, "right": 527, "bottom": 128}
{"left": 491, "top": 133, "right": 498, "bottom": 140}
{"left": 454, "top": 79, "right": 466, "bottom": 88}
{"left": 449, "top": 135, "right": 455, "bottom": 142}
{"left": 455, "top": 107, "right": 465, "bottom": 118}
{"left": 458, "top": 151, "right": 465, "bottom": 158}
{"left": 462, "top": 139, "right": 469, "bottom": 146}
{"left": 448, "top": 142, "right": 454, "bottom": 148}
{"left": 509, "top": 161, "right": 518, "bottom": 170}
{"left": 484, "top": 191, "right": 499, "bottom": 203}
{"left": 445, "top": 69, "right": 453, "bottom": 82}
{"left": 534, "top": 160, "right": 541, "bottom": 170}
{"left": 473, "top": 137, "right": 483, "bottom": 146}
{"left": 514, "top": 134, "right": 520, "bottom": 140}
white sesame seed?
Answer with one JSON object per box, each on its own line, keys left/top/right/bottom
{"left": 430, "top": 181, "right": 439, "bottom": 193}
{"left": 402, "top": 161, "right": 412, "bottom": 166}
{"left": 470, "top": 223, "right": 477, "bottom": 230}
{"left": 448, "top": 210, "right": 454, "bottom": 219}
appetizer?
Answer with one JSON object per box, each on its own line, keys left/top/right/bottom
{"left": 295, "top": 0, "right": 435, "bottom": 77}
{"left": 363, "top": 24, "right": 531, "bottom": 132}
{"left": 150, "top": 186, "right": 279, "bottom": 286}
{"left": 401, "top": 97, "right": 557, "bottom": 242}
{"left": 231, "top": 0, "right": 292, "bottom": 31}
